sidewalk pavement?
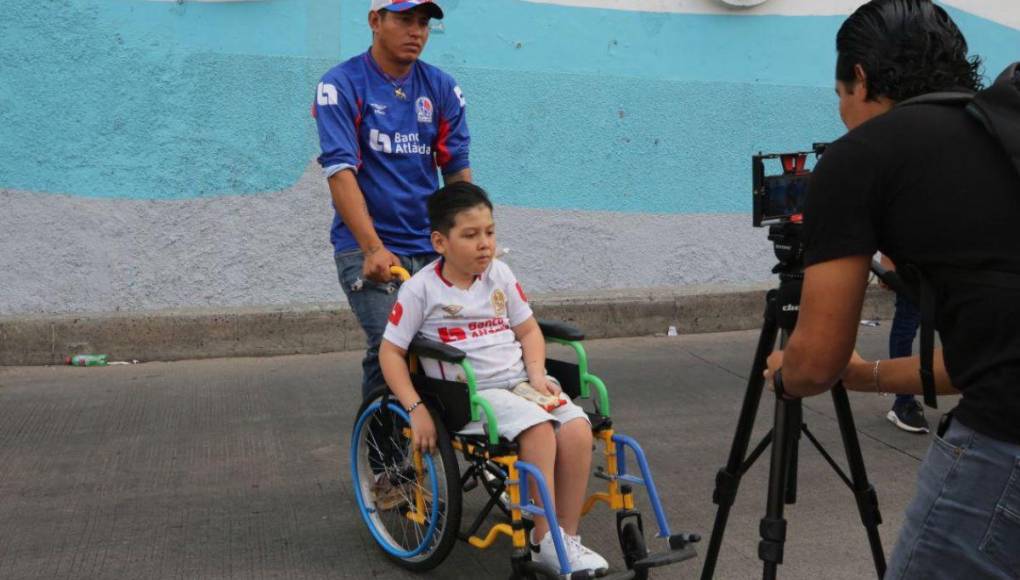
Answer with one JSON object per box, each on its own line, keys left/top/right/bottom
{"left": 0, "top": 324, "right": 945, "bottom": 579}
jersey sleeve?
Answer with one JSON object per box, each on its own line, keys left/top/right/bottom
{"left": 383, "top": 282, "right": 428, "bottom": 351}
{"left": 435, "top": 74, "right": 470, "bottom": 176}
{"left": 313, "top": 72, "right": 362, "bottom": 179}
{"left": 501, "top": 263, "right": 534, "bottom": 327}
{"left": 802, "top": 137, "right": 883, "bottom": 267}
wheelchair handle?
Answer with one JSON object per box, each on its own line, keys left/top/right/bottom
{"left": 390, "top": 266, "right": 411, "bottom": 282}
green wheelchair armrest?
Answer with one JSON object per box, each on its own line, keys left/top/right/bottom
{"left": 408, "top": 337, "right": 500, "bottom": 444}
{"left": 543, "top": 322, "right": 612, "bottom": 418}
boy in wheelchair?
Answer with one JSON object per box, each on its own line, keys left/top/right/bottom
{"left": 379, "top": 181, "right": 609, "bottom": 575}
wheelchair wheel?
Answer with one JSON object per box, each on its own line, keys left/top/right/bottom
{"left": 351, "top": 391, "right": 462, "bottom": 571}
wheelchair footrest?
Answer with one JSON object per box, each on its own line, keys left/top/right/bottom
{"left": 632, "top": 543, "right": 698, "bottom": 571}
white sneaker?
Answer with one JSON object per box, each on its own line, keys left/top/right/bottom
{"left": 532, "top": 528, "right": 609, "bottom": 575}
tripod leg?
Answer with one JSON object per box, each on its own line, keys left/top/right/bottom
{"left": 831, "top": 385, "right": 887, "bottom": 578}
{"left": 760, "top": 398, "right": 797, "bottom": 580}
{"left": 701, "top": 291, "right": 781, "bottom": 580}
{"left": 784, "top": 402, "right": 802, "bottom": 504}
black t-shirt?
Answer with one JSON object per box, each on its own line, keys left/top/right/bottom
{"left": 803, "top": 103, "right": 1020, "bottom": 444}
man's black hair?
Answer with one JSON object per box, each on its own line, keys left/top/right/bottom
{"left": 836, "top": 0, "right": 983, "bottom": 102}
{"left": 427, "top": 182, "right": 494, "bottom": 235}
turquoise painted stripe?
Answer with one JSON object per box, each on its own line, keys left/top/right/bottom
{"left": 0, "top": 0, "right": 1017, "bottom": 207}
{"left": 462, "top": 69, "right": 844, "bottom": 214}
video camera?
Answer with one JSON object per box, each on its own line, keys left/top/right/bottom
{"left": 752, "top": 143, "right": 827, "bottom": 227}
{"left": 751, "top": 144, "right": 827, "bottom": 269}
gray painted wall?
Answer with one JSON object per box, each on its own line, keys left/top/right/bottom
{"left": 1, "top": 170, "right": 775, "bottom": 315}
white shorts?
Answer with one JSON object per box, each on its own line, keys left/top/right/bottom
{"left": 456, "top": 384, "right": 590, "bottom": 441}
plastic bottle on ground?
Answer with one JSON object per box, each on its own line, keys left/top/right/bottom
{"left": 66, "top": 354, "right": 109, "bottom": 367}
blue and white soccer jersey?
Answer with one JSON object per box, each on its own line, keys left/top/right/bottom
{"left": 313, "top": 51, "right": 470, "bottom": 255}
{"left": 382, "top": 259, "right": 589, "bottom": 439}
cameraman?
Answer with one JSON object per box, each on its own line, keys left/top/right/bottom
{"left": 763, "top": 1, "right": 1020, "bottom": 578}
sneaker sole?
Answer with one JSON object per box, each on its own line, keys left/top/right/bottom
{"left": 886, "top": 410, "right": 930, "bottom": 434}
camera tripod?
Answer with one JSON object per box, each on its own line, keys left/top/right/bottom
{"left": 700, "top": 235, "right": 887, "bottom": 580}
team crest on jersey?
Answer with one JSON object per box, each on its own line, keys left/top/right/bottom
{"left": 491, "top": 289, "right": 507, "bottom": 317}
{"left": 416, "top": 97, "right": 434, "bottom": 123}
{"left": 442, "top": 304, "right": 464, "bottom": 318}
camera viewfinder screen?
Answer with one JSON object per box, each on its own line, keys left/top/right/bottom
{"left": 761, "top": 174, "right": 810, "bottom": 222}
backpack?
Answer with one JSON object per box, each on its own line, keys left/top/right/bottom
{"left": 895, "top": 63, "right": 1020, "bottom": 409}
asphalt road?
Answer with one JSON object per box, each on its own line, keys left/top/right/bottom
{"left": 0, "top": 324, "right": 947, "bottom": 579}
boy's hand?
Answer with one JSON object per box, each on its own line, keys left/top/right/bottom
{"left": 409, "top": 406, "right": 437, "bottom": 454}
{"left": 528, "top": 375, "right": 558, "bottom": 396}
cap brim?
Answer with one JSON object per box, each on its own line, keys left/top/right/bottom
{"left": 380, "top": 1, "right": 444, "bottom": 19}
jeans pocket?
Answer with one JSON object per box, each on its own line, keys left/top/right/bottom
{"left": 980, "top": 458, "right": 1020, "bottom": 577}
{"left": 335, "top": 252, "right": 365, "bottom": 292}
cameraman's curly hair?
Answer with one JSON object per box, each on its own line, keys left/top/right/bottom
{"left": 836, "top": 0, "right": 983, "bottom": 101}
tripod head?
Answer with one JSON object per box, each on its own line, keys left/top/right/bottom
{"left": 767, "top": 220, "right": 805, "bottom": 275}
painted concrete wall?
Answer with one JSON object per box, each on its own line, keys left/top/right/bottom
{"left": 2, "top": 0, "right": 1018, "bottom": 315}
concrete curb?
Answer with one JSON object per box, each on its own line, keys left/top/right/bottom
{"left": 0, "top": 286, "right": 894, "bottom": 366}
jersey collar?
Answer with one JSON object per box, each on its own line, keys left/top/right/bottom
{"left": 434, "top": 257, "right": 483, "bottom": 288}
{"left": 364, "top": 49, "right": 414, "bottom": 84}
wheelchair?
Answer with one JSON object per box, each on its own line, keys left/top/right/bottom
{"left": 349, "top": 272, "right": 698, "bottom": 579}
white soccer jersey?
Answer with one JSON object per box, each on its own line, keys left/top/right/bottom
{"left": 383, "top": 258, "right": 534, "bottom": 389}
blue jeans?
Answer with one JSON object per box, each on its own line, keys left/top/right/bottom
{"left": 889, "top": 293, "right": 921, "bottom": 407}
{"left": 335, "top": 249, "right": 438, "bottom": 400}
{"left": 885, "top": 419, "right": 1020, "bottom": 579}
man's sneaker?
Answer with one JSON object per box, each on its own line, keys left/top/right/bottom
{"left": 887, "top": 399, "right": 930, "bottom": 434}
{"left": 532, "top": 527, "right": 609, "bottom": 576}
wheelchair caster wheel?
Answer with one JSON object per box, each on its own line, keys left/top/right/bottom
{"left": 620, "top": 522, "right": 649, "bottom": 580}
{"left": 510, "top": 559, "right": 561, "bottom": 580}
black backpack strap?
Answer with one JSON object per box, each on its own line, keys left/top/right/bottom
{"left": 906, "top": 264, "right": 939, "bottom": 409}
{"left": 905, "top": 263, "right": 1020, "bottom": 410}
{"left": 897, "top": 91, "right": 974, "bottom": 108}
{"left": 970, "top": 62, "right": 1020, "bottom": 179}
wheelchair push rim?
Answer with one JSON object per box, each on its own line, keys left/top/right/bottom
{"left": 350, "top": 397, "right": 460, "bottom": 569}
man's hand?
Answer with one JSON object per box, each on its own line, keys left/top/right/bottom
{"left": 409, "top": 406, "right": 437, "bottom": 454}
{"left": 764, "top": 350, "right": 785, "bottom": 393}
{"left": 363, "top": 246, "right": 401, "bottom": 283}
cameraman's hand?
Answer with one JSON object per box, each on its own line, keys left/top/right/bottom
{"left": 763, "top": 351, "right": 784, "bottom": 392}
{"left": 410, "top": 406, "right": 437, "bottom": 455}
{"left": 363, "top": 246, "right": 401, "bottom": 284}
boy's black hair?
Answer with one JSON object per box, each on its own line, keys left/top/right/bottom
{"left": 836, "top": 0, "right": 983, "bottom": 102}
{"left": 427, "top": 182, "right": 494, "bottom": 235}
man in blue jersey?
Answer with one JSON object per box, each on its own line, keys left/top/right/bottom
{"left": 314, "top": 0, "right": 471, "bottom": 399}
